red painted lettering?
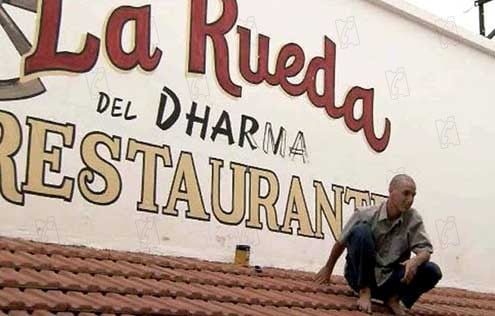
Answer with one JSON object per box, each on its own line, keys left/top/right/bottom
{"left": 24, "top": 0, "right": 100, "bottom": 76}
{"left": 105, "top": 6, "right": 162, "bottom": 71}
{"left": 238, "top": 26, "right": 278, "bottom": 86}
{"left": 189, "top": 0, "right": 241, "bottom": 97}
{"left": 275, "top": 43, "right": 307, "bottom": 95}
{"left": 188, "top": 0, "right": 391, "bottom": 152}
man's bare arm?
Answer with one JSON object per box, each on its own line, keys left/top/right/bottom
{"left": 314, "top": 241, "right": 346, "bottom": 284}
{"left": 401, "top": 250, "right": 431, "bottom": 284}
{"left": 413, "top": 250, "right": 431, "bottom": 265}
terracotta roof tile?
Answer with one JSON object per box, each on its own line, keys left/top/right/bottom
{"left": 8, "top": 312, "right": 31, "bottom": 316}
{"left": 0, "top": 235, "right": 494, "bottom": 316}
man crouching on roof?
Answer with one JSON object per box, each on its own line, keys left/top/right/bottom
{"left": 314, "top": 174, "right": 442, "bottom": 315}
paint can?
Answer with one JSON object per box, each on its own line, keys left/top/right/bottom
{"left": 234, "top": 244, "right": 250, "bottom": 266}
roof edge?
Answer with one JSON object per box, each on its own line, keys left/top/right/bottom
{"left": 365, "top": 0, "right": 495, "bottom": 57}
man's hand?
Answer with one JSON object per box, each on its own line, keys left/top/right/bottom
{"left": 357, "top": 288, "right": 373, "bottom": 314}
{"left": 400, "top": 251, "right": 430, "bottom": 284}
{"left": 314, "top": 241, "right": 346, "bottom": 284}
{"left": 314, "top": 265, "right": 333, "bottom": 284}
{"left": 400, "top": 258, "right": 418, "bottom": 284}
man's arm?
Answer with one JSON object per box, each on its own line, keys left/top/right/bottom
{"left": 401, "top": 250, "right": 430, "bottom": 284}
{"left": 413, "top": 250, "right": 431, "bottom": 265}
{"left": 314, "top": 241, "right": 346, "bottom": 284}
{"left": 314, "top": 209, "right": 362, "bottom": 284}
{"left": 401, "top": 212, "right": 434, "bottom": 284}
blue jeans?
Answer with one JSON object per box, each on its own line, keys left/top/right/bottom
{"left": 344, "top": 224, "right": 442, "bottom": 308}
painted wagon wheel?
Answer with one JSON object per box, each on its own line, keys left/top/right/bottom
{"left": 0, "top": 0, "right": 45, "bottom": 101}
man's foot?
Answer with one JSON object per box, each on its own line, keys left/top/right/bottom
{"left": 386, "top": 296, "right": 406, "bottom": 316}
{"left": 357, "top": 288, "right": 372, "bottom": 314}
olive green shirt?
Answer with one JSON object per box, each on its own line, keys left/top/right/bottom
{"left": 339, "top": 201, "right": 433, "bottom": 286}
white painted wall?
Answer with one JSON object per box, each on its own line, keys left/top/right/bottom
{"left": 0, "top": 0, "right": 494, "bottom": 292}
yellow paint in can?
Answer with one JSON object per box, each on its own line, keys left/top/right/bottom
{"left": 234, "top": 245, "right": 250, "bottom": 266}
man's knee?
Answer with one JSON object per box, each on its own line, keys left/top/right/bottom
{"left": 349, "top": 223, "right": 373, "bottom": 241}
{"left": 346, "top": 223, "right": 375, "bottom": 252}
{"left": 399, "top": 262, "right": 442, "bottom": 308}
{"left": 419, "top": 262, "right": 442, "bottom": 285}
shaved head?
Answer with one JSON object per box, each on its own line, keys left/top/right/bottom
{"left": 389, "top": 174, "right": 415, "bottom": 191}
{"left": 388, "top": 174, "right": 417, "bottom": 214}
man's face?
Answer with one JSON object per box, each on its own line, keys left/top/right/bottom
{"left": 389, "top": 179, "right": 416, "bottom": 212}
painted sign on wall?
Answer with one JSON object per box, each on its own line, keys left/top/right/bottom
{"left": 0, "top": 0, "right": 390, "bottom": 241}
{"left": 2, "top": 0, "right": 494, "bottom": 292}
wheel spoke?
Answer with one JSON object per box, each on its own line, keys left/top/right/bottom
{"left": 0, "top": 1, "right": 46, "bottom": 101}
{"left": 0, "top": 5, "right": 31, "bottom": 55}
{"left": 0, "top": 78, "right": 46, "bottom": 101}
{"left": 3, "top": 0, "right": 37, "bottom": 13}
